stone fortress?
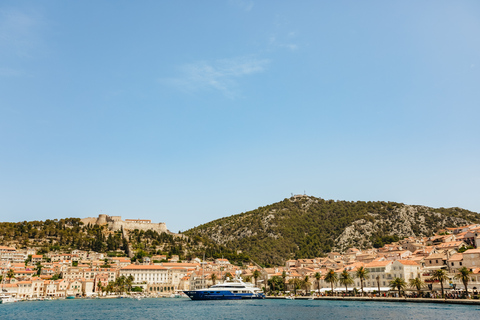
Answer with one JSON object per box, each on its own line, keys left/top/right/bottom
{"left": 81, "top": 214, "right": 169, "bottom": 234}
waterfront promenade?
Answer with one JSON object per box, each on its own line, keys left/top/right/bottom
{"left": 266, "top": 295, "right": 480, "bottom": 305}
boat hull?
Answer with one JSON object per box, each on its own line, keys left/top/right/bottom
{"left": 183, "top": 290, "right": 265, "bottom": 301}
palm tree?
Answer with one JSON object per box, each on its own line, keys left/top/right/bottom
{"left": 390, "top": 277, "right": 407, "bottom": 297}
{"left": 430, "top": 269, "right": 449, "bottom": 298}
{"left": 455, "top": 267, "right": 472, "bottom": 294}
{"left": 303, "top": 275, "right": 311, "bottom": 294}
{"left": 106, "top": 283, "right": 114, "bottom": 295}
{"left": 270, "top": 276, "right": 280, "bottom": 291}
{"left": 339, "top": 270, "right": 354, "bottom": 295}
{"left": 126, "top": 275, "right": 134, "bottom": 292}
{"left": 253, "top": 270, "right": 261, "bottom": 288}
{"left": 115, "top": 276, "right": 126, "bottom": 293}
{"left": 210, "top": 273, "right": 217, "bottom": 285}
{"left": 7, "top": 269, "right": 15, "bottom": 280}
{"left": 268, "top": 276, "right": 278, "bottom": 293}
{"left": 355, "top": 266, "right": 369, "bottom": 296}
{"left": 408, "top": 277, "right": 425, "bottom": 297}
{"left": 281, "top": 271, "right": 287, "bottom": 294}
{"left": 314, "top": 272, "right": 322, "bottom": 295}
{"left": 96, "top": 282, "right": 103, "bottom": 295}
{"left": 288, "top": 278, "right": 302, "bottom": 296}
{"left": 324, "top": 269, "right": 338, "bottom": 296}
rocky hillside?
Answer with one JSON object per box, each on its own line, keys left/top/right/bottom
{"left": 184, "top": 196, "right": 480, "bottom": 266}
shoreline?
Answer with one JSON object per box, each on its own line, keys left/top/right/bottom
{"left": 266, "top": 296, "right": 480, "bottom": 305}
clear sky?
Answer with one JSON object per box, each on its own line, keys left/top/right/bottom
{"left": 1, "top": 1, "right": 479, "bottom": 232}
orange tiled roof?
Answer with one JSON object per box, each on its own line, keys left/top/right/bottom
{"left": 397, "top": 260, "right": 419, "bottom": 266}
{"left": 365, "top": 260, "right": 392, "bottom": 268}
{"left": 448, "top": 254, "right": 463, "bottom": 261}
{"left": 121, "top": 265, "right": 167, "bottom": 270}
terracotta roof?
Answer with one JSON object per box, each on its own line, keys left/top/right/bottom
{"left": 0, "top": 246, "right": 16, "bottom": 250}
{"left": 464, "top": 248, "right": 480, "bottom": 254}
{"left": 121, "top": 265, "right": 167, "bottom": 270}
{"left": 426, "top": 253, "right": 446, "bottom": 260}
{"left": 448, "top": 254, "right": 463, "bottom": 261}
{"left": 160, "top": 263, "right": 200, "bottom": 267}
{"left": 397, "top": 260, "right": 419, "bottom": 266}
{"left": 365, "top": 260, "right": 392, "bottom": 268}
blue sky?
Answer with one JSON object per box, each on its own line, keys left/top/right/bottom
{"left": 1, "top": 1, "right": 479, "bottom": 232}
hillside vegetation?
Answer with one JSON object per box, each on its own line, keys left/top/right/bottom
{"left": 0, "top": 218, "right": 250, "bottom": 264}
{"left": 184, "top": 196, "right": 480, "bottom": 266}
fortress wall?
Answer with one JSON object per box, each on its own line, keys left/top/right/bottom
{"left": 83, "top": 214, "right": 176, "bottom": 236}
{"left": 80, "top": 217, "right": 98, "bottom": 225}
{"left": 109, "top": 221, "right": 168, "bottom": 233}
{"left": 96, "top": 214, "right": 108, "bottom": 225}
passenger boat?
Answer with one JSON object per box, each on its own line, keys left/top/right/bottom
{"left": 0, "top": 294, "right": 17, "bottom": 304}
{"left": 184, "top": 271, "right": 265, "bottom": 300}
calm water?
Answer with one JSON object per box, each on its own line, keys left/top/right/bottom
{"left": 1, "top": 298, "right": 479, "bottom": 320}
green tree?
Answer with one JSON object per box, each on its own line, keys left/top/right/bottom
{"left": 455, "top": 267, "right": 472, "bottom": 294}
{"left": 268, "top": 276, "right": 282, "bottom": 293}
{"left": 7, "top": 269, "right": 15, "bottom": 280}
{"left": 126, "top": 275, "right": 134, "bottom": 292}
{"left": 324, "top": 269, "right": 338, "bottom": 296}
{"left": 36, "top": 264, "right": 43, "bottom": 276}
{"left": 288, "top": 278, "right": 302, "bottom": 296}
{"left": 253, "top": 270, "right": 261, "bottom": 288}
{"left": 355, "top": 266, "right": 369, "bottom": 296}
{"left": 339, "top": 270, "right": 354, "bottom": 295}
{"left": 281, "top": 271, "right": 287, "bottom": 294}
{"left": 97, "top": 282, "right": 103, "bottom": 295}
{"left": 314, "top": 272, "right": 322, "bottom": 295}
{"left": 210, "top": 273, "right": 217, "bottom": 286}
{"left": 303, "top": 275, "right": 311, "bottom": 294}
{"left": 430, "top": 269, "right": 448, "bottom": 298}
{"left": 408, "top": 277, "right": 425, "bottom": 297}
{"left": 105, "top": 282, "right": 113, "bottom": 295}
{"left": 390, "top": 277, "right": 406, "bottom": 297}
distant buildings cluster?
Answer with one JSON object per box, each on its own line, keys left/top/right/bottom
{"left": 2, "top": 224, "right": 480, "bottom": 299}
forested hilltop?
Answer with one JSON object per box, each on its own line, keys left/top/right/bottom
{"left": 184, "top": 195, "right": 480, "bottom": 266}
{"left": 0, "top": 218, "right": 250, "bottom": 264}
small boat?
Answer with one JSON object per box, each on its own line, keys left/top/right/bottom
{"left": 0, "top": 294, "right": 18, "bottom": 304}
{"left": 66, "top": 296, "right": 75, "bottom": 299}
{"left": 285, "top": 295, "right": 295, "bottom": 300}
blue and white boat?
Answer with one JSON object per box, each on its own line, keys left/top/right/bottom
{"left": 184, "top": 272, "right": 265, "bottom": 300}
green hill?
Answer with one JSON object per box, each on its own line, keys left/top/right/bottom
{"left": 0, "top": 218, "right": 250, "bottom": 264}
{"left": 184, "top": 195, "right": 480, "bottom": 266}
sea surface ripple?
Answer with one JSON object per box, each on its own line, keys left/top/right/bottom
{"left": 1, "top": 298, "right": 479, "bottom": 320}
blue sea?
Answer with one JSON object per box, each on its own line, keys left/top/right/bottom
{"left": 1, "top": 298, "right": 479, "bottom": 320}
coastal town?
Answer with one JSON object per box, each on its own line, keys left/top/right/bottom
{"left": 2, "top": 221, "right": 480, "bottom": 301}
